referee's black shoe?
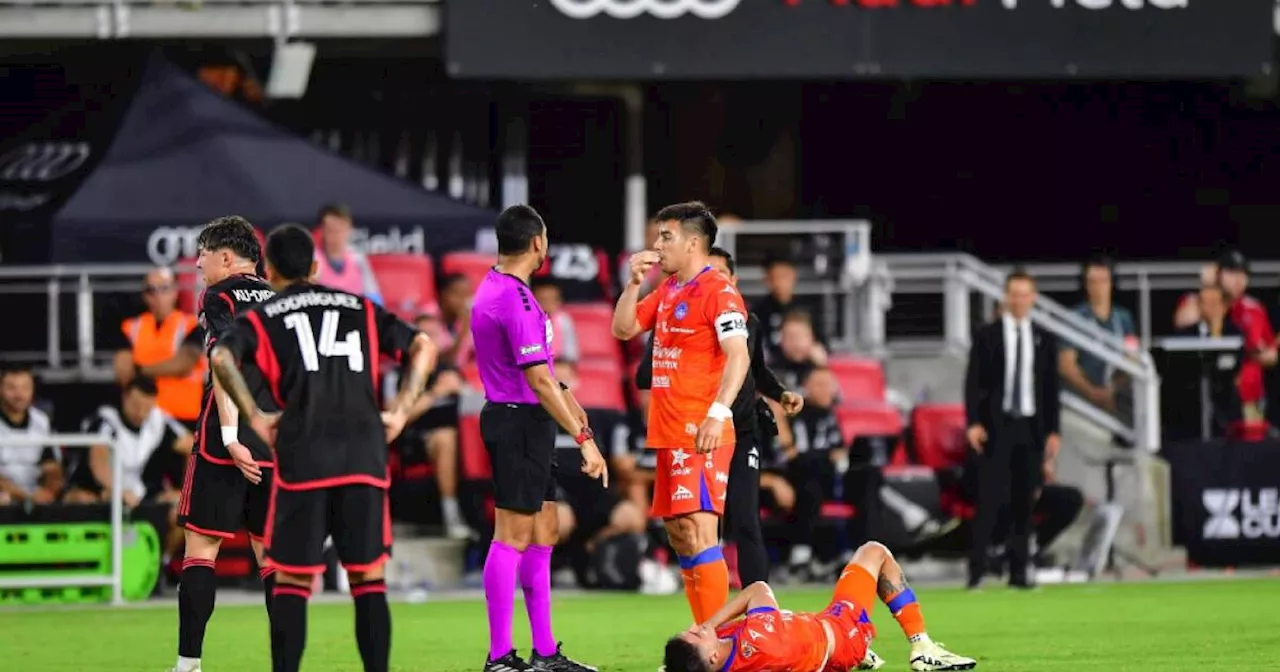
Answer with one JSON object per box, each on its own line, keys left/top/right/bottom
{"left": 485, "top": 650, "right": 534, "bottom": 672}
{"left": 530, "top": 643, "right": 598, "bottom": 672}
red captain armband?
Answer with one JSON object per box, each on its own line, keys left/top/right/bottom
{"left": 574, "top": 427, "right": 594, "bottom": 446}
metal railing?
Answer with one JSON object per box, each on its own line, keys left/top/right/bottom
{"left": 0, "top": 433, "right": 125, "bottom": 605}
{"left": 0, "top": 0, "right": 442, "bottom": 39}
{"left": 876, "top": 252, "right": 1162, "bottom": 452}
{"left": 0, "top": 263, "right": 194, "bottom": 381}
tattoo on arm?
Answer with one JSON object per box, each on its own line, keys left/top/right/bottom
{"left": 210, "top": 347, "right": 261, "bottom": 418}
{"left": 877, "top": 574, "right": 910, "bottom": 599}
{"left": 390, "top": 335, "right": 433, "bottom": 416}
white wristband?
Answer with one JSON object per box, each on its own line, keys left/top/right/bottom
{"left": 221, "top": 426, "right": 239, "bottom": 446}
{"left": 707, "top": 402, "right": 733, "bottom": 421}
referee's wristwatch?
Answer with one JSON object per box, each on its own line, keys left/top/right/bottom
{"left": 574, "top": 427, "right": 595, "bottom": 446}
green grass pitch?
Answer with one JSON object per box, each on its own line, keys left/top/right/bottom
{"left": 3, "top": 578, "right": 1278, "bottom": 671}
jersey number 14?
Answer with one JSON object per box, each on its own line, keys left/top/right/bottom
{"left": 284, "top": 311, "right": 364, "bottom": 373}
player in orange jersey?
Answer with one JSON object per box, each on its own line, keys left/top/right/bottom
{"left": 612, "top": 202, "right": 751, "bottom": 625}
{"left": 663, "top": 542, "right": 977, "bottom": 672}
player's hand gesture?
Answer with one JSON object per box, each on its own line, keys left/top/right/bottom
{"left": 579, "top": 439, "right": 609, "bottom": 488}
{"left": 226, "top": 442, "right": 262, "bottom": 485}
{"left": 249, "top": 411, "right": 281, "bottom": 450}
{"left": 381, "top": 408, "right": 409, "bottom": 444}
{"left": 966, "top": 424, "right": 987, "bottom": 454}
{"left": 779, "top": 391, "right": 804, "bottom": 416}
{"left": 629, "top": 250, "right": 661, "bottom": 286}
{"left": 696, "top": 417, "right": 723, "bottom": 454}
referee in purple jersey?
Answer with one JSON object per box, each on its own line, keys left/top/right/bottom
{"left": 471, "top": 205, "right": 606, "bottom": 672}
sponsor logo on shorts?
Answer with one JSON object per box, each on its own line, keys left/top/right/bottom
{"left": 670, "top": 449, "right": 690, "bottom": 467}
{"left": 672, "top": 485, "right": 694, "bottom": 501}
{"left": 747, "top": 446, "right": 760, "bottom": 470}
{"left": 714, "top": 471, "right": 728, "bottom": 484}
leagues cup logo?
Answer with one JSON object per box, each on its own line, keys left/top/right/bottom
{"left": 549, "top": 0, "right": 743, "bottom": 19}
{"left": 1202, "top": 489, "right": 1241, "bottom": 540}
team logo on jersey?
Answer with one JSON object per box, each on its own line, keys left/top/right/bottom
{"left": 740, "top": 643, "right": 755, "bottom": 659}
{"left": 674, "top": 302, "right": 689, "bottom": 320}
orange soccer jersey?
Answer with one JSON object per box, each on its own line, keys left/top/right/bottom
{"left": 636, "top": 267, "right": 749, "bottom": 518}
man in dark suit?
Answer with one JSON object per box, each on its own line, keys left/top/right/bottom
{"left": 964, "top": 268, "right": 1060, "bottom": 589}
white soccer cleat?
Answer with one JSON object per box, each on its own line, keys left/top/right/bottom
{"left": 909, "top": 640, "right": 976, "bottom": 671}
{"left": 856, "top": 647, "right": 885, "bottom": 670}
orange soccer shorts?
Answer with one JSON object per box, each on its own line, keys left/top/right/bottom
{"left": 650, "top": 444, "right": 735, "bottom": 519}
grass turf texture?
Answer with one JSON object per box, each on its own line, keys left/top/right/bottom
{"left": 2, "top": 578, "right": 1277, "bottom": 671}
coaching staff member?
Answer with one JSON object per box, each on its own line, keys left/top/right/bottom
{"left": 471, "top": 205, "right": 605, "bottom": 672}
{"left": 635, "top": 246, "right": 803, "bottom": 586}
{"left": 964, "top": 268, "right": 1060, "bottom": 590}
{"left": 212, "top": 224, "right": 437, "bottom": 672}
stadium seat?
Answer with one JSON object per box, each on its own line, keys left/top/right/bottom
{"left": 910, "top": 403, "right": 968, "bottom": 470}
{"left": 563, "top": 303, "right": 622, "bottom": 365}
{"left": 836, "top": 404, "right": 902, "bottom": 443}
{"left": 458, "top": 413, "right": 492, "bottom": 481}
{"left": 176, "top": 266, "right": 200, "bottom": 314}
{"left": 441, "top": 251, "right": 498, "bottom": 291}
{"left": 574, "top": 359, "right": 626, "bottom": 412}
{"left": 828, "top": 357, "right": 886, "bottom": 405}
{"left": 368, "top": 254, "right": 436, "bottom": 319}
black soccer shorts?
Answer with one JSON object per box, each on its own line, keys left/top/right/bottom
{"left": 264, "top": 484, "right": 391, "bottom": 575}
{"left": 178, "top": 453, "right": 273, "bottom": 540}
{"left": 480, "top": 402, "right": 558, "bottom": 514}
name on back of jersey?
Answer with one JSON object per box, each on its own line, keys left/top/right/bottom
{"left": 231, "top": 288, "right": 275, "bottom": 304}
{"left": 263, "top": 290, "right": 362, "bottom": 318}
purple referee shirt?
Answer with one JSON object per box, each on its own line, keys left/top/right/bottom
{"left": 470, "top": 268, "right": 556, "bottom": 404}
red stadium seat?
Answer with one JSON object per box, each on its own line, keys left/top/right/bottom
{"left": 368, "top": 254, "right": 436, "bottom": 319}
{"left": 574, "top": 359, "right": 626, "bottom": 412}
{"left": 563, "top": 303, "right": 621, "bottom": 365}
{"left": 442, "top": 251, "right": 498, "bottom": 291}
{"left": 836, "top": 404, "right": 902, "bottom": 443}
{"left": 828, "top": 357, "right": 886, "bottom": 405}
{"left": 911, "top": 403, "right": 968, "bottom": 470}
{"left": 176, "top": 266, "right": 200, "bottom": 314}
{"left": 458, "top": 413, "right": 491, "bottom": 481}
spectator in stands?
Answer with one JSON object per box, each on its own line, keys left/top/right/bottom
{"left": 1173, "top": 262, "right": 1220, "bottom": 329}
{"left": 782, "top": 366, "right": 849, "bottom": 580}
{"left": 772, "top": 309, "right": 829, "bottom": 392}
{"left": 400, "top": 309, "right": 471, "bottom": 539}
{"left": 113, "top": 267, "right": 204, "bottom": 428}
{"left": 437, "top": 273, "right": 475, "bottom": 367}
{"left": 532, "top": 277, "right": 581, "bottom": 364}
{"left": 755, "top": 253, "right": 827, "bottom": 362}
{"left": 63, "top": 377, "right": 193, "bottom": 556}
{"left": 1059, "top": 256, "right": 1136, "bottom": 416}
{"left": 312, "top": 203, "right": 384, "bottom": 305}
{"left": 0, "top": 367, "right": 61, "bottom": 505}
{"left": 1218, "top": 250, "right": 1276, "bottom": 421}
{"left": 1174, "top": 283, "right": 1244, "bottom": 435}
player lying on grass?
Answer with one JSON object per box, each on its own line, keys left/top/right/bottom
{"left": 662, "top": 542, "right": 977, "bottom": 672}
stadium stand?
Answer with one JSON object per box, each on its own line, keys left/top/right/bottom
{"left": 367, "top": 253, "right": 437, "bottom": 319}
{"left": 441, "top": 252, "right": 498, "bottom": 292}
{"left": 828, "top": 356, "right": 887, "bottom": 405}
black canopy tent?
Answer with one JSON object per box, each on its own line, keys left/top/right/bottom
{"left": 1, "top": 54, "right": 494, "bottom": 265}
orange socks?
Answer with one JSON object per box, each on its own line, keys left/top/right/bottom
{"left": 679, "top": 547, "right": 730, "bottom": 623}
{"left": 884, "top": 588, "right": 926, "bottom": 639}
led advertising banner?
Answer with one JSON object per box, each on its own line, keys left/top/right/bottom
{"left": 447, "top": 0, "right": 1273, "bottom": 79}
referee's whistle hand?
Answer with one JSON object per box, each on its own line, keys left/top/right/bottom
{"left": 579, "top": 440, "right": 608, "bottom": 488}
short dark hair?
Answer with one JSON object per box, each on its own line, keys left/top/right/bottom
{"left": 763, "top": 252, "right": 795, "bottom": 271}
{"left": 781, "top": 307, "right": 813, "bottom": 327}
{"left": 1005, "top": 267, "right": 1036, "bottom": 290}
{"left": 0, "top": 365, "right": 34, "bottom": 384}
{"left": 530, "top": 276, "right": 562, "bottom": 294}
{"left": 197, "top": 216, "right": 261, "bottom": 264}
{"left": 654, "top": 201, "right": 717, "bottom": 252}
{"left": 126, "top": 375, "right": 158, "bottom": 397}
{"left": 709, "top": 246, "right": 736, "bottom": 276}
{"left": 663, "top": 637, "right": 711, "bottom": 672}
{"left": 317, "top": 203, "right": 353, "bottom": 224}
{"left": 495, "top": 205, "right": 546, "bottom": 255}
{"left": 265, "top": 224, "right": 317, "bottom": 281}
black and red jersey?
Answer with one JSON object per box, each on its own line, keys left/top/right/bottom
{"left": 221, "top": 283, "right": 418, "bottom": 490}
{"left": 195, "top": 274, "right": 277, "bottom": 465}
